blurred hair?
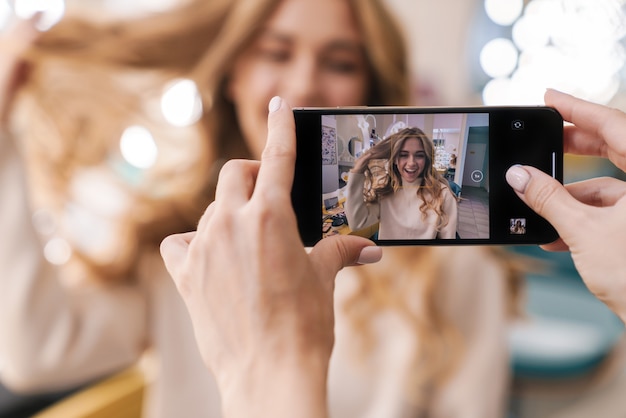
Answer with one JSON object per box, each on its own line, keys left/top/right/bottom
{"left": 343, "top": 246, "right": 526, "bottom": 408}
{"left": 10, "top": 0, "right": 409, "bottom": 279}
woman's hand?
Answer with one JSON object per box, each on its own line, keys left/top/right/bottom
{"left": 160, "top": 97, "right": 381, "bottom": 418}
{"left": 505, "top": 90, "right": 626, "bottom": 322}
{"left": 351, "top": 148, "right": 372, "bottom": 174}
{"left": 0, "top": 15, "right": 40, "bottom": 125}
{"left": 545, "top": 88, "right": 626, "bottom": 171}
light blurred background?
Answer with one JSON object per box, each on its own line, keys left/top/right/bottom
{"left": 6, "top": 0, "right": 626, "bottom": 108}
{"left": 3, "top": 1, "right": 626, "bottom": 417}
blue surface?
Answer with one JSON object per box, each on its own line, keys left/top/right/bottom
{"left": 507, "top": 246, "right": 625, "bottom": 379}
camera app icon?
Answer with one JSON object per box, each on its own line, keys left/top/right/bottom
{"left": 511, "top": 120, "right": 524, "bottom": 130}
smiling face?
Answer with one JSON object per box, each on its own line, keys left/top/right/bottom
{"left": 396, "top": 137, "right": 427, "bottom": 184}
{"left": 227, "top": 0, "right": 370, "bottom": 159}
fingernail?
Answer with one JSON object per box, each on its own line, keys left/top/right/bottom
{"left": 506, "top": 165, "right": 531, "bottom": 193}
{"left": 357, "top": 246, "right": 382, "bottom": 264}
{"left": 268, "top": 96, "right": 282, "bottom": 113}
{"left": 545, "top": 88, "right": 569, "bottom": 100}
{"left": 546, "top": 87, "right": 563, "bottom": 94}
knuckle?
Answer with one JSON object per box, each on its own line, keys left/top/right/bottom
{"left": 333, "top": 238, "right": 352, "bottom": 265}
{"left": 248, "top": 203, "right": 277, "bottom": 230}
{"left": 602, "top": 107, "right": 626, "bottom": 154}
{"left": 219, "top": 159, "right": 246, "bottom": 176}
{"left": 247, "top": 198, "right": 295, "bottom": 234}
{"left": 261, "top": 142, "right": 295, "bottom": 161}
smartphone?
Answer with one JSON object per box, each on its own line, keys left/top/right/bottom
{"left": 292, "top": 106, "right": 563, "bottom": 246}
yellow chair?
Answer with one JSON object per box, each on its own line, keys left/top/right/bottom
{"left": 31, "top": 365, "right": 145, "bottom": 418}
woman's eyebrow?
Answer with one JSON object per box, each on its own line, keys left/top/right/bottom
{"left": 256, "top": 29, "right": 363, "bottom": 54}
{"left": 323, "top": 40, "right": 364, "bottom": 55}
{"left": 255, "top": 29, "right": 292, "bottom": 44}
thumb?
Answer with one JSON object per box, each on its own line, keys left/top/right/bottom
{"left": 505, "top": 165, "right": 587, "bottom": 234}
{"left": 308, "top": 235, "right": 381, "bottom": 280}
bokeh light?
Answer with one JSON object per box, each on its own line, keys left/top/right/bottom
{"left": 481, "top": 0, "right": 626, "bottom": 105}
{"left": 13, "top": 0, "right": 65, "bottom": 31}
{"left": 43, "top": 237, "right": 72, "bottom": 265}
{"left": 32, "top": 209, "right": 56, "bottom": 236}
{"left": 100, "top": 0, "right": 179, "bottom": 16}
{"left": 484, "top": 0, "right": 523, "bottom": 26}
{"left": 479, "top": 38, "right": 519, "bottom": 78}
{"left": 0, "top": 1, "right": 12, "bottom": 30}
{"left": 511, "top": 15, "right": 551, "bottom": 52}
{"left": 119, "top": 125, "right": 158, "bottom": 169}
{"left": 160, "top": 78, "right": 203, "bottom": 127}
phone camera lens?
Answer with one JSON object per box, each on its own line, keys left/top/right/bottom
{"left": 511, "top": 120, "right": 524, "bottom": 130}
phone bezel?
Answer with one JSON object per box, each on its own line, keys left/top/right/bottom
{"left": 292, "top": 105, "right": 563, "bottom": 247}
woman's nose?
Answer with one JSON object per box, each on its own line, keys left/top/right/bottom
{"left": 281, "top": 55, "right": 321, "bottom": 107}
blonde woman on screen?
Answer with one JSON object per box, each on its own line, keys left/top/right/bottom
{"left": 345, "top": 126, "right": 458, "bottom": 240}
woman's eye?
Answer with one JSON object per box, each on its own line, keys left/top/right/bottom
{"left": 257, "top": 48, "right": 290, "bottom": 62}
{"left": 324, "top": 60, "right": 359, "bottom": 74}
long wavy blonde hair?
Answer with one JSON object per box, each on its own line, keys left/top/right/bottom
{"left": 9, "top": 0, "right": 408, "bottom": 279}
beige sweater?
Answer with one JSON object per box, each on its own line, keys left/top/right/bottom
{"left": 0, "top": 134, "right": 510, "bottom": 417}
{"left": 345, "top": 172, "right": 458, "bottom": 239}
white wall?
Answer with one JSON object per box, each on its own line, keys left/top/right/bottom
{"left": 382, "top": 0, "right": 483, "bottom": 106}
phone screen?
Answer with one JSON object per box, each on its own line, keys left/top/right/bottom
{"left": 292, "top": 106, "right": 563, "bottom": 246}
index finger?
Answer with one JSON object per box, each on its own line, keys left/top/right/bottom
{"left": 253, "top": 96, "right": 297, "bottom": 201}
{"left": 565, "top": 177, "right": 626, "bottom": 208}
{"left": 545, "top": 89, "right": 626, "bottom": 158}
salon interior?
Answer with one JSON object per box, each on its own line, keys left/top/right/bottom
{"left": 322, "top": 111, "right": 490, "bottom": 239}
{"left": 2, "top": 0, "right": 626, "bottom": 417}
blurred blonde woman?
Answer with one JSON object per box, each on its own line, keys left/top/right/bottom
{"left": 0, "top": 0, "right": 522, "bottom": 417}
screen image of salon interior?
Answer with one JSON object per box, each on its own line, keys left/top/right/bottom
{"left": 320, "top": 112, "right": 489, "bottom": 239}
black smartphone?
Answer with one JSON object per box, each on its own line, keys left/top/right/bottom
{"left": 292, "top": 106, "right": 563, "bottom": 246}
